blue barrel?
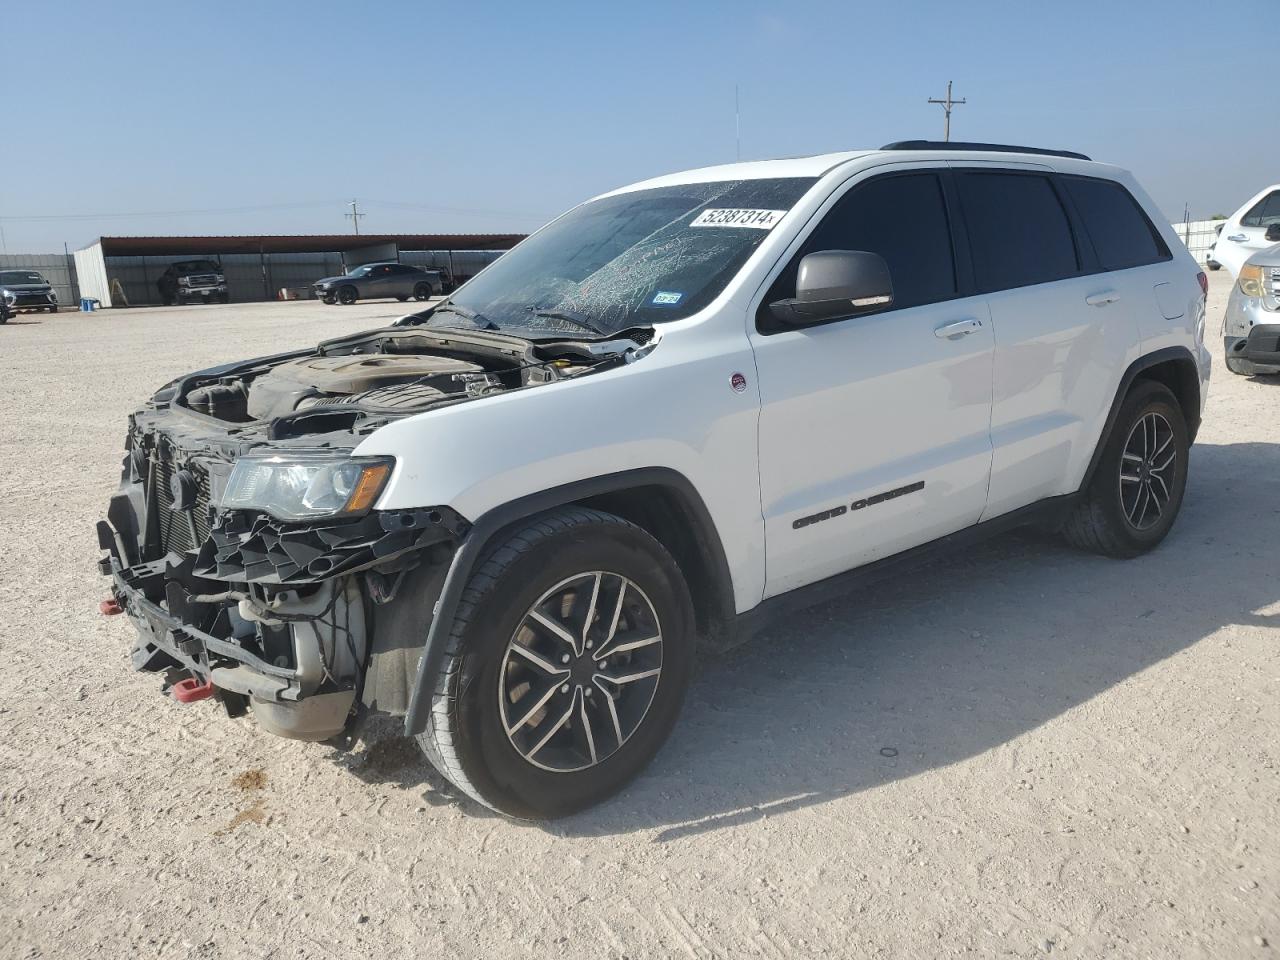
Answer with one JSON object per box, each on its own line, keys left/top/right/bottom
{"left": 80, "top": 298, "right": 96, "bottom": 312}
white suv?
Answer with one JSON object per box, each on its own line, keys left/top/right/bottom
{"left": 99, "top": 141, "right": 1211, "bottom": 818}
{"left": 1212, "top": 183, "right": 1280, "bottom": 276}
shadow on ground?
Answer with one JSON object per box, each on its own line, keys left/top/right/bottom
{"left": 351, "top": 441, "right": 1279, "bottom": 837}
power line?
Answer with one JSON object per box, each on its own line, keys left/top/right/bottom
{"left": 0, "top": 199, "right": 337, "bottom": 223}
{"left": 927, "top": 80, "right": 967, "bottom": 142}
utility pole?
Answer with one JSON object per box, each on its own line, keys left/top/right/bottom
{"left": 927, "top": 80, "right": 966, "bottom": 142}
{"left": 345, "top": 199, "right": 365, "bottom": 235}
{"left": 734, "top": 83, "right": 741, "bottom": 161}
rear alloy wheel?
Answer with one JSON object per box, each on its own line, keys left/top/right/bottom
{"left": 416, "top": 507, "right": 695, "bottom": 819}
{"left": 337, "top": 285, "right": 358, "bottom": 305}
{"left": 413, "top": 282, "right": 431, "bottom": 301}
{"left": 1061, "top": 380, "right": 1188, "bottom": 558}
{"left": 1118, "top": 411, "right": 1176, "bottom": 531}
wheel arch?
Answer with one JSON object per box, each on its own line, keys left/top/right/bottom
{"left": 402, "top": 467, "right": 735, "bottom": 736}
{"left": 1082, "top": 346, "right": 1202, "bottom": 490}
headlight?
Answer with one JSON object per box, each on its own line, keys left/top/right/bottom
{"left": 49, "top": 290, "right": 57, "bottom": 302}
{"left": 1238, "top": 264, "right": 1266, "bottom": 299}
{"left": 221, "top": 454, "right": 393, "bottom": 521}
{"left": 178, "top": 277, "right": 191, "bottom": 287}
{"left": 2, "top": 290, "right": 13, "bottom": 303}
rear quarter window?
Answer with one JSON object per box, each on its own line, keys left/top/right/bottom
{"left": 1062, "top": 176, "right": 1170, "bottom": 271}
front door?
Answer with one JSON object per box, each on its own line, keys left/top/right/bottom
{"left": 750, "top": 169, "right": 995, "bottom": 598}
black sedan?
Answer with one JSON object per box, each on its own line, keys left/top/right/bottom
{"left": 313, "top": 263, "right": 444, "bottom": 305}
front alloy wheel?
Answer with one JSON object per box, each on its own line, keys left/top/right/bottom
{"left": 500, "top": 572, "right": 663, "bottom": 773}
{"left": 415, "top": 507, "right": 695, "bottom": 819}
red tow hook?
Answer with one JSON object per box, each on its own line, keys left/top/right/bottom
{"left": 172, "top": 677, "right": 215, "bottom": 703}
{"left": 99, "top": 598, "right": 124, "bottom": 616}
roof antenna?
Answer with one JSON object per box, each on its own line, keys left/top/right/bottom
{"left": 927, "top": 81, "right": 967, "bottom": 142}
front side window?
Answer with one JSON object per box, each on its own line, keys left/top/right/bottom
{"left": 1241, "top": 191, "right": 1280, "bottom": 228}
{"left": 760, "top": 172, "right": 957, "bottom": 328}
{"left": 439, "top": 177, "right": 816, "bottom": 337}
{"left": 1063, "top": 176, "right": 1169, "bottom": 271}
{"left": 955, "top": 172, "right": 1079, "bottom": 292}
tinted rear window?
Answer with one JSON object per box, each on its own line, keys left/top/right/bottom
{"left": 1063, "top": 177, "right": 1169, "bottom": 270}
{"left": 956, "top": 172, "right": 1079, "bottom": 292}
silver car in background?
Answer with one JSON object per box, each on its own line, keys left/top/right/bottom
{"left": 313, "top": 262, "right": 444, "bottom": 305}
{"left": 1223, "top": 228, "right": 1280, "bottom": 376}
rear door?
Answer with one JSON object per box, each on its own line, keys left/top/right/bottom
{"left": 1219, "top": 187, "right": 1280, "bottom": 276}
{"left": 952, "top": 168, "right": 1145, "bottom": 519}
{"left": 751, "top": 167, "right": 995, "bottom": 597}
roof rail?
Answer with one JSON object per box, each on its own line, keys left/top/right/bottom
{"left": 880, "top": 140, "right": 1091, "bottom": 161}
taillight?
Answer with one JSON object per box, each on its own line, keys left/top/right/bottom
{"left": 1196, "top": 271, "right": 1209, "bottom": 298}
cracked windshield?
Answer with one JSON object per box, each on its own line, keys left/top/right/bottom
{"left": 435, "top": 177, "right": 817, "bottom": 336}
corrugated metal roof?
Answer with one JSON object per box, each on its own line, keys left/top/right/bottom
{"left": 93, "top": 234, "right": 525, "bottom": 256}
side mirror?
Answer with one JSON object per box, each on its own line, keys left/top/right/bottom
{"left": 1265, "top": 223, "right": 1280, "bottom": 242}
{"left": 769, "top": 250, "right": 893, "bottom": 326}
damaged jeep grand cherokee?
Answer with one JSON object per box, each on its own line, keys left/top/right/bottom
{"left": 100, "top": 143, "right": 1210, "bottom": 818}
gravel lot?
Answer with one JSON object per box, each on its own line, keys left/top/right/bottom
{"left": 1, "top": 277, "right": 1276, "bottom": 959}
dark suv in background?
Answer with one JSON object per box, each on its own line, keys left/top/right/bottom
{"left": 157, "top": 260, "right": 229, "bottom": 306}
{"left": 313, "top": 262, "right": 444, "bottom": 305}
{"left": 0, "top": 270, "right": 59, "bottom": 313}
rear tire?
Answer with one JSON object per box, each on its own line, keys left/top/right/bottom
{"left": 1061, "top": 380, "right": 1188, "bottom": 558}
{"left": 337, "top": 285, "right": 358, "bottom": 305}
{"left": 416, "top": 507, "right": 695, "bottom": 819}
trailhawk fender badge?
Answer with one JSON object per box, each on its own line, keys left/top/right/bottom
{"left": 730, "top": 372, "right": 748, "bottom": 393}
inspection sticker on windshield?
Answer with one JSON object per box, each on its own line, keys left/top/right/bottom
{"left": 690, "top": 208, "right": 787, "bottom": 229}
{"left": 651, "top": 291, "right": 683, "bottom": 306}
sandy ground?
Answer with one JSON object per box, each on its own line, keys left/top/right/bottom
{"left": 0, "top": 278, "right": 1276, "bottom": 959}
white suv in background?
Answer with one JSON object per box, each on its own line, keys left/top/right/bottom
{"left": 1212, "top": 183, "right": 1280, "bottom": 276}
{"left": 100, "top": 141, "right": 1211, "bottom": 818}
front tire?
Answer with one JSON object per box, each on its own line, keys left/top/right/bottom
{"left": 1061, "top": 380, "right": 1188, "bottom": 558}
{"left": 337, "top": 285, "right": 358, "bottom": 305}
{"left": 413, "top": 282, "right": 431, "bottom": 301}
{"left": 417, "top": 507, "right": 695, "bottom": 819}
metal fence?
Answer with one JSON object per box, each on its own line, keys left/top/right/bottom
{"left": 1171, "top": 219, "right": 1224, "bottom": 265}
{"left": 0, "top": 253, "right": 80, "bottom": 307}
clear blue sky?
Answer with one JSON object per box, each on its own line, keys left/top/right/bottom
{"left": 1, "top": 0, "right": 1271, "bottom": 252}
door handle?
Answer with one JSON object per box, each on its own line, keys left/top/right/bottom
{"left": 1085, "top": 291, "right": 1120, "bottom": 307}
{"left": 934, "top": 318, "right": 983, "bottom": 339}
{"left": 1226, "top": 234, "right": 1247, "bottom": 242}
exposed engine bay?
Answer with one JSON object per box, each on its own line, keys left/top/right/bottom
{"left": 178, "top": 324, "right": 649, "bottom": 431}
{"left": 98, "top": 321, "right": 655, "bottom": 743}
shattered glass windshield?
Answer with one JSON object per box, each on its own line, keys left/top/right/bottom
{"left": 434, "top": 177, "right": 816, "bottom": 336}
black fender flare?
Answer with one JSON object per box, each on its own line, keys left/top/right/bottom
{"left": 402, "top": 467, "right": 734, "bottom": 735}
{"left": 1080, "top": 345, "right": 1202, "bottom": 491}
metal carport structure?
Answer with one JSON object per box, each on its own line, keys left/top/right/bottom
{"left": 73, "top": 233, "right": 525, "bottom": 307}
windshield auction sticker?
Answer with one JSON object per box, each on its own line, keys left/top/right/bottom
{"left": 690, "top": 208, "right": 787, "bottom": 229}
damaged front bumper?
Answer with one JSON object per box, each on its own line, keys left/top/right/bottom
{"left": 98, "top": 425, "right": 467, "bottom": 741}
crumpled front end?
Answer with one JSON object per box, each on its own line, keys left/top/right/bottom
{"left": 98, "top": 417, "right": 466, "bottom": 740}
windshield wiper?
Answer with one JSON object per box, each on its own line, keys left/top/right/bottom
{"left": 529, "top": 308, "right": 607, "bottom": 336}
{"left": 429, "top": 302, "right": 498, "bottom": 330}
